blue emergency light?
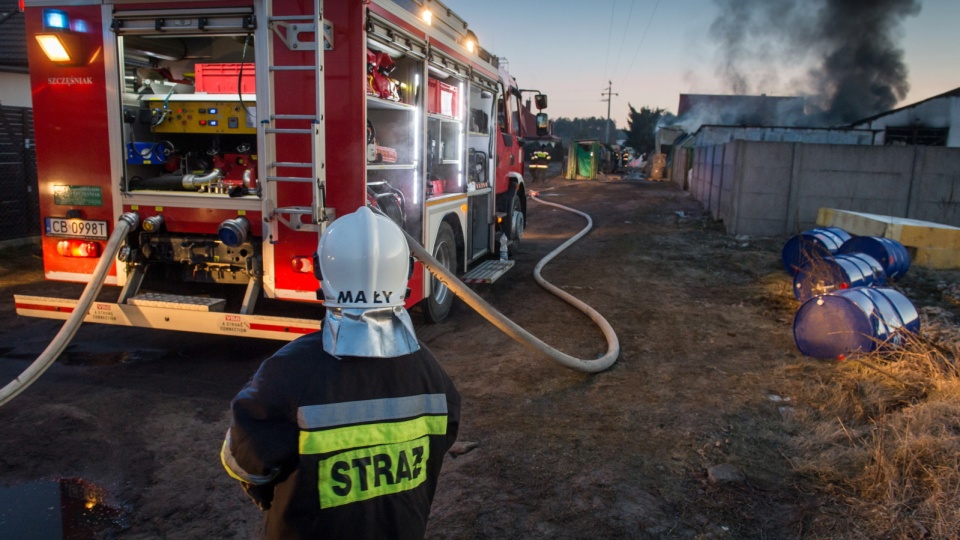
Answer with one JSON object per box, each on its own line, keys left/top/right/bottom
{"left": 43, "top": 9, "right": 69, "bottom": 30}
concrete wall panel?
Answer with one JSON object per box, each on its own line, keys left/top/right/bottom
{"left": 910, "top": 146, "right": 960, "bottom": 224}
{"left": 689, "top": 148, "right": 702, "bottom": 203}
{"left": 718, "top": 143, "right": 737, "bottom": 224}
{"left": 739, "top": 142, "right": 794, "bottom": 193}
{"left": 709, "top": 145, "right": 724, "bottom": 217}
{"left": 685, "top": 141, "right": 960, "bottom": 237}
{"left": 699, "top": 146, "right": 714, "bottom": 209}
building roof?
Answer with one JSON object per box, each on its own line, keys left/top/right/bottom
{"left": 0, "top": 0, "right": 28, "bottom": 74}
{"left": 849, "top": 86, "right": 960, "bottom": 126}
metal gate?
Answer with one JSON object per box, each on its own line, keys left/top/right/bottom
{"left": 0, "top": 103, "right": 39, "bottom": 242}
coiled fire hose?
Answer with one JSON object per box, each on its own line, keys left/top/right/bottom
{"left": 404, "top": 193, "right": 620, "bottom": 373}
{"left": 0, "top": 213, "right": 140, "bottom": 407}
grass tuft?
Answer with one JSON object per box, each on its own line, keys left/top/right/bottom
{"left": 787, "top": 307, "right": 960, "bottom": 539}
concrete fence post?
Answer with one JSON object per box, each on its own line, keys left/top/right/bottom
{"left": 730, "top": 141, "right": 746, "bottom": 235}
{"left": 906, "top": 145, "right": 923, "bottom": 219}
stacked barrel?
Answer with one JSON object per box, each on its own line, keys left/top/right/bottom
{"left": 782, "top": 228, "right": 919, "bottom": 359}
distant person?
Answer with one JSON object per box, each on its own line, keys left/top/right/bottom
{"left": 221, "top": 206, "right": 461, "bottom": 539}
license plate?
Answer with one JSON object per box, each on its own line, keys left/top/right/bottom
{"left": 44, "top": 217, "right": 109, "bottom": 240}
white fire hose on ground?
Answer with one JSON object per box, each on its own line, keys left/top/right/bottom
{"left": 405, "top": 192, "right": 620, "bottom": 373}
{"left": 0, "top": 213, "right": 140, "bottom": 407}
{"left": 1, "top": 192, "right": 616, "bottom": 407}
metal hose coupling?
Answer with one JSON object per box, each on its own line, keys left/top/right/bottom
{"left": 119, "top": 212, "right": 141, "bottom": 229}
{"left": 182, "top": 168, "right": 222, "bottom": 190}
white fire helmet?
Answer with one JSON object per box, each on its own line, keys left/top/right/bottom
{"left": 317, "top": 207, "right": 419, "bottom": 358}
{"left": 317, "top": 206, "right": 409, "bottom": 309}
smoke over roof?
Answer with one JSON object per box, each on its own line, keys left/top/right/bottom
{"left": 672, "top": 94, "right": 806, "bottom": 132}
{"left": 708, "top": 0, "right": 922, "bottom": 126}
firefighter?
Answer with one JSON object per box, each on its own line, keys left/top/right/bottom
{"left": 221, "top": 206, "right": 461, "bottom": 539}
{"left": 530, "top": 143, "right": 551, "bottom": 182}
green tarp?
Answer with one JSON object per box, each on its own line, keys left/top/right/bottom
{"left": 565, "top": 140, "right": 602, "bottom": 180}
{"left": 576, "top": 144, "right": 592, "bottom": 177}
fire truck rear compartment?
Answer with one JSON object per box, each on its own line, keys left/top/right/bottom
{"left": 120, "top": 30, "right": 260, "bottom": 198}
{"left": 136, "top": 233, "right": 260, "bottom": 286}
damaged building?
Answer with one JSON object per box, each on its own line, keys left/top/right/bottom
{"left": 667, "top": 87, "right": 960, "bottom": 264}
{"left": 850, "top": 87, "right": 960, "bottom": 147}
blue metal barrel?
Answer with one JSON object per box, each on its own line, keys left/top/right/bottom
{"left": 793, "top": 287, "right": 920, "bottom": 359}
{"left": 781, "top": 227, "right": 852, "bottom": 275}
{"left": 838, "top": 236, "right": 911, "bottom": 280}
{"left": 792, "top": 253, "right": 886, "bottom": 302}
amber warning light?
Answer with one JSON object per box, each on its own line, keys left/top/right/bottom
{"left": 36, "top": 34, "right": 74, "bottom": 62}
{"left": 36, "top": 9, "right": 87, "bottom": 65}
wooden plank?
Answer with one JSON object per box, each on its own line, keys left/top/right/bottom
{"left": 817, "top": 207, "right": 960, "bottom": 269}
{"left": 912, "top": 248, "right": 960, "bottom": 270}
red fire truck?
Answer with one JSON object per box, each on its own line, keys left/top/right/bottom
{"left": 16, "top": 0, "right": 546, "bottom": 339}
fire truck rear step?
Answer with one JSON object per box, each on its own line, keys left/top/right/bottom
{"left": 14, "top": 295, "right": 320, "bottom": 341}
{"left": 461, "top": 260, "right": 515, "bottom": 284}
{"left": 127, "top": 293, "right": 227, "bottom": 312}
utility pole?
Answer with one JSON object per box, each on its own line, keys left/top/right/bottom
{"left": 601, "top": 81, "right": 618, "bottom": 145}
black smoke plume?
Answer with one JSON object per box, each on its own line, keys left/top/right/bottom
{"left": 709, "top": 0, "right": 922, "bottom": 125}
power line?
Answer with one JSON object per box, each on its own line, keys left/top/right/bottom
{"left": 603, "top": 0, "right": 617, "bottom": 80}
{"left": 602, "top": 81, "right": 619, "bottom": 144}
{"left": 617, "top": 0, "right": 661, "bottom": 90}
{"left": 611, "top": 0, "right": 637, "bottom": 78}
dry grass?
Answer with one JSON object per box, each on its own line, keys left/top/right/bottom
{"left": 786, "top": 327, "right": 960, "bottom": 539}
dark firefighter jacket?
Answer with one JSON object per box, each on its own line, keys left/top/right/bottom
{"left": 222, "top": 331, "right": 461, "bottom": 539}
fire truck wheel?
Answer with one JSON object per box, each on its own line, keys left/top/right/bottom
{"left": 426, "top": 221, "right": 456, "bottom": 323}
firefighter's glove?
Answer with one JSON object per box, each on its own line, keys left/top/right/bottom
{"left": 241, "top": 481, "right": 274, "bottom": 511}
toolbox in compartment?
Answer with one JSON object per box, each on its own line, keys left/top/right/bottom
{"left": 195, "top": 63, "right": 256, "bottom": 94}
{"left": 428, "top": 78, "right": 458, "bottom": 118}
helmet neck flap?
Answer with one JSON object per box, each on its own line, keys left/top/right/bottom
{"left": 322, "top": 306, "right": 420, "bottom": 358}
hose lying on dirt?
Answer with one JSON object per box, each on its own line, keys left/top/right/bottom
{"left": 0, "top": 213, "right": 140, "bottom": 407}
{"left": 403, "top": 193, "right": 620, "bottom": 373}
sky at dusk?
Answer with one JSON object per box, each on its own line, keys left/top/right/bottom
{"left": 446, "top": 0, "right": 960, "bottom": 128}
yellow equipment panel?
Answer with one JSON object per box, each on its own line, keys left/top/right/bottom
{"left": 148, "top": 100, "right": 256, "bottom": 134}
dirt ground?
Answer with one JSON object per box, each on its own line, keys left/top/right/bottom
{"left": 0, "top": 171, "right": 955, "bottom": 538}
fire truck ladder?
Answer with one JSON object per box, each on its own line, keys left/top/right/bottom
{"left": 260, "top": 0, "right": 333, "bottom": 238}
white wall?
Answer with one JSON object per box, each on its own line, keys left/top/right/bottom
{"left": 854, "top": 95, "right": 960, "bottom": 148}
{"left": 0, "top": 72, "right": 32, "bottom": 109}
